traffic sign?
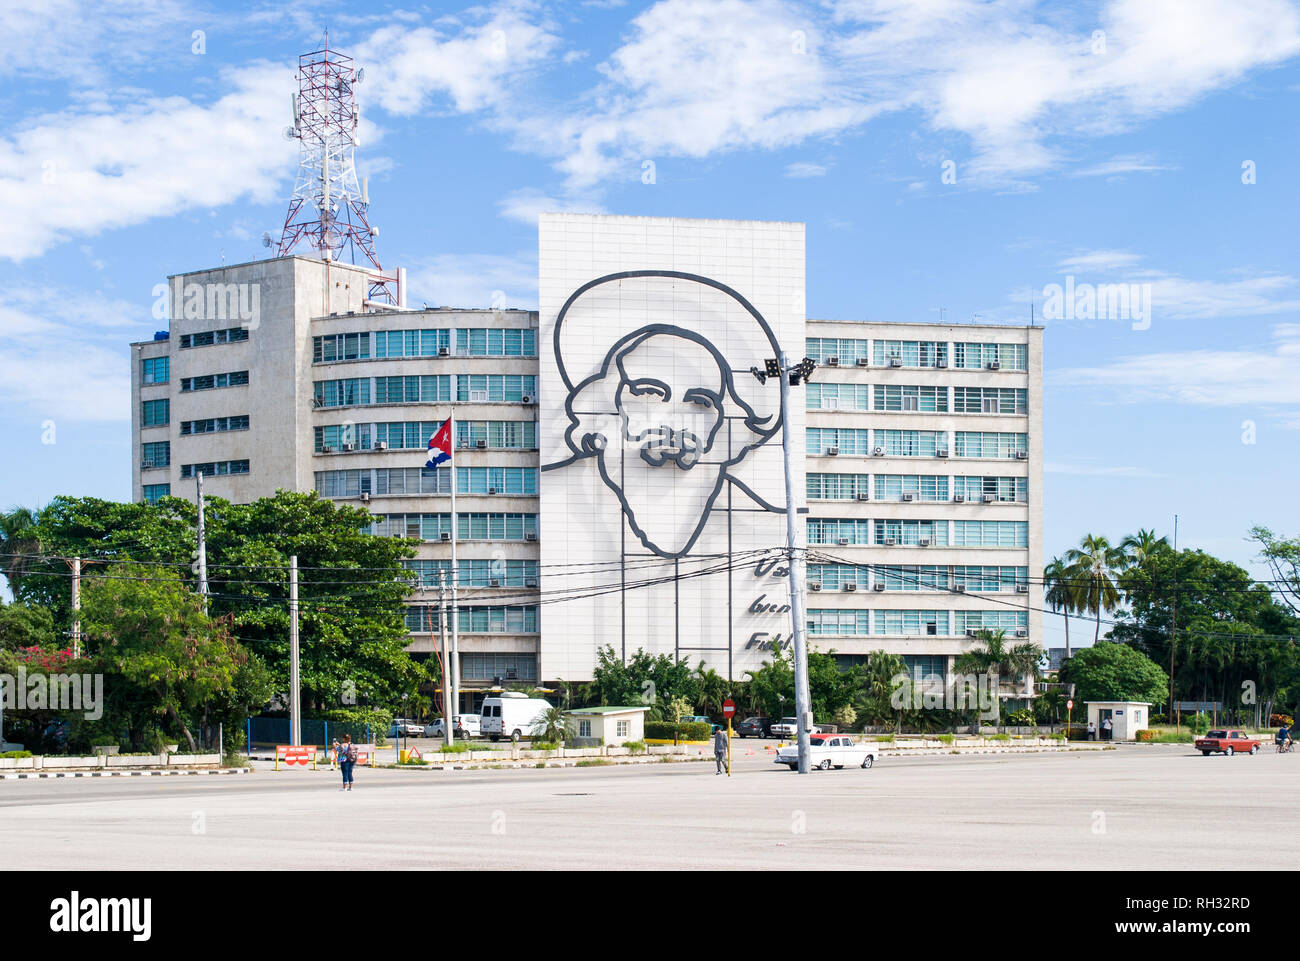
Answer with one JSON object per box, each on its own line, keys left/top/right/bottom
{"left": 1067, "top": 699, "right": 1074, "bottom": 710}
{"left": 722, "top": 699, "right": 736, "bottom": 719}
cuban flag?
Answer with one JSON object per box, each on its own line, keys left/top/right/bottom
{"left": 425, "top": 417, "right": 452, "bottom": 469}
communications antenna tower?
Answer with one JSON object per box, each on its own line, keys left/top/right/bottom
{"left": 274, "top": 31, "right": 399, "bottom": 304}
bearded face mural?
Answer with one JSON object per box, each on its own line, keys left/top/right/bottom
{"left": 544, "top": 271, "right": 787, "bottom": 558}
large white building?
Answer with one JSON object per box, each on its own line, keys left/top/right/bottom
{"left": 130, "top": 214, "right": 1042, "bottom": 706}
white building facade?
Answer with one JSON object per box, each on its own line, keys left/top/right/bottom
{"left": 130, "top": 215, "right": 1042, "bottom": 701}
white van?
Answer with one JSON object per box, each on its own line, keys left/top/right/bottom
{"left": 480, "top": 693, "right": 553, "bottom": 742}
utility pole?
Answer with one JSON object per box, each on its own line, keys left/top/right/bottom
{"left": 449, "top": 410, "right": 460, "bottom": 717}
{"left": 1170, "top": 515, "right": 1178, "bottom": 722}
{"left": 71, "top": 556, "right": 82, "bottom": 659}
{"left": 438, "top": 570, "right": 453, "bottom": 746}
{"left": 289, "top": 554, "right": 301, "bottom": 747}
{"left": 777, "top": 351, "right": 813, "bottom": 775}
{"left": 195, "top": 471, "right": 209, "bottom": 611}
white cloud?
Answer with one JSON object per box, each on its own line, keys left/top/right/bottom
{"left": 785, "top": 161, "right": 829, "bottom": 177}
{"left": 1057, "top": 250, "right": 1145, "bottom": 272}
{"left": 1072, "top": 154, "right": 1178, "bottom": 178}
{"left": 1052, "top": 323, "right": 1300, "bottom": 408}
{"left": 497, "top": 187, "right": 606, "bottom": 226}
{"left": 404, "top": 251, "right": 539, "bottom": 309}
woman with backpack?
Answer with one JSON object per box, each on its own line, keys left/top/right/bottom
{"left": 339, "top": 734, "right": 357, "bottom": 792}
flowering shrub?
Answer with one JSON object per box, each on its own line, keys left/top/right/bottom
{"left": 13, "top": 647, "right": 75, "bottom": 671}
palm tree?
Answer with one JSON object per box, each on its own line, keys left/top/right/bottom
{"left": 955, "top": 629, "right": 1045, "bottom": 733}
{"left": 1065, "top": 534, "right": 1126, "bottom": 644}
{"left": 1043, "top": 555, "right": 1082, "bottom": 661}
{"left": 0, "top": 506, "right": 42, "bottom": 596}
{"left": 693, "top": 664, "right": 727, "bottom": 718}
{"left": 531, "top": 705, "right": 576, "bottom": 744}
{"left": 1120, "top": 528, "right": 1169, "bottom": 569}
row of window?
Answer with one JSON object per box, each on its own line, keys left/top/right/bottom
{"left": 404, "top": 605, "right": 539, "bottom": 634}
{"left": 181, "top": 370, "right": 248, "bottom": 392}
{"left": 370, "top": 512, "right": 539, "bottom": 541}
{"left": 314, "top": 328, "right": 538, "bottom": 363}
{"left": 807, "top": 609, "right": 1029, "bottom": 636}
{"left": 804, "top": 339, "right": 1029, "bottom": 370}
{"left": 807, "top": 428, "right": 1028, "bottom": 458}
{"left": 807, "top": 518, "right": 1029, "bottom": 547}
{"left": 180, "top": 460, "right": 249, "bottom": 478}
{"left": 181, "top": 415, "right": 249, "bottom": 435}
{"left": 314, "top": 467, "right": 539, "bottom": 498}
{"left": 313, "top": 374, "right": 537, "bottom": 408}
{"left": 314, "top": 420, "right": 537, "bottom": 453}
{"left": 402, "top": 559, "right": 540, "bottom": 588}
{"left": 807, "top": 473, "right": 1027, "bottom": 502}
{"left": 807, "top": 563, "right": 1028, "bottom": 591}
{"left": 179, "top": 327, "right": 249, "bottom": 349}
{"left": 807, "top": 384, "right": 1027, "bottom": 413}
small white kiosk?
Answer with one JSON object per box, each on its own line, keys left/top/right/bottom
{"left": 1084, "top": 701, "right": 1151, "bottom": 741}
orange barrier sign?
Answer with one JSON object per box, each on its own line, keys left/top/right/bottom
{"left": 275, "top": 744, "right": 318, "bottom": 770}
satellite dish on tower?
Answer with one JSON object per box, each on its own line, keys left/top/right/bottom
{"left": 262, "top": 232, "right": 273, "bottom": 249}
{"left": 355, "top": 67, "right": 365, "bottom": 83}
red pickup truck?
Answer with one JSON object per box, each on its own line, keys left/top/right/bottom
{"left": 1194, "top": 729, "right": 1261, "bottom": 756}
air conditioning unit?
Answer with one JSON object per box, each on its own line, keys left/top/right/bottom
{"left": 843, "top": 582, "right": 857, "bottom": 592}
{"left": 438, "top": 346, "right": 450, "bottom": 357}
{"left": 488, "top": 487, "right": 498, "bottom": 495}
{"left": 342, "top": 443, "right": 355, "bottom": 452}
{"left": 826, "top": 446, "right": 839, "bottom": 456}
{"left": 872, "top": 583, "right": 886, "bottom": 592}
{"left": 520, "top": 394, "right": 534, "bottom": 404}
{"left": 965, "top": 629, "right": 979, "bottom": 638}
{"left": 856, "top": 493, "right": 871, "bottom": 501}
{"left": 827, "top": 356, "right": 840, "bottom": 367}
{"left": 475, "top": 439, "right": 487, "bottom": 449}
{"left": 935, "top": 449, "right": 949, "bottom": 458}
{"left": 837, "top": 537, "right": 850, "bottom": 546}
{"left": 884, "top": 538, "right": 896, "bottom": 547}
{"left": 954, "top": 584, "right": 966, "bottom": 593}
{"left": 918, "top": 537, "right": 931, "bottom": 547}
{"left": 1015, "top": 628, "right": 1029, "bottom": 637}
{"left": 937, "top": 359, "right": 948, "bottom": 368}
{"left": 981, "top": 494, "right": 996, "bottom": 503}
{"left": 1015, "top": 584, "right": 1029, "bottom": 594}
{"left": 524, "top": 577, "right": 538, "bottom": 588}
{"left": 888, "top": 356, "right": 903, "bottom": 368}
{"left": 1015, "top": 450, "right": 1029, "bottom": 460}
{"left": 901, "top": 492, "right": 915, "bottom": 502}
{"left": 359, "top": 492, "right": 371, "bottom": 504}
{"left": 375, "top": 442, "right": 387, "bottom": 451}
{"left": 872, "top": 447, "right": 885, "bottom": 457}
{"left": 953, "top": 493, "right": 966, "bottom": 503}
{"left": 322, "top": 445, "right": 334, "bottom": 453}
{"left": 987, "top": 360, "right": 1001, "bottom": 371}
{"left": 524, "top": 531, "right": 538, "bottom": 541}
{"left": 809, "top": 582, "right": 822, "bottom": 592}
{"left": 855, "top": 357, "right": 870, "bottom": 367}
{"left": 439, "top": 532, "right": 452, "bottom": 542}
{"left": 489, "top": 578, "right": 502, "bottom": 588}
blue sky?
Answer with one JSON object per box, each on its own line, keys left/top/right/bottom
{"left": 2, "top": 0, "right": 1297, "bottom": 647}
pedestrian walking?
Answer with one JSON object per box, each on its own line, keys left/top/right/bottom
{"left": 339, "top": 734, "right": 357, "bottom": 792}
{"left": 713, "top": 725, "right": 729, "bottom": 775}
{"left": 1086, "top": 720, "right": 1096, "bottom": 741}
{"left": 1102, "top": 716, "right": 1113, "bottom": 742}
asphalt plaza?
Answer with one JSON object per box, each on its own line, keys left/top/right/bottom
{"left": 1, "top": 744, "right": 1295, "bottom": 870}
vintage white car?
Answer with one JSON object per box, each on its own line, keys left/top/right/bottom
{"left": 774, "top": 733, "right": 879, "bottom": 771}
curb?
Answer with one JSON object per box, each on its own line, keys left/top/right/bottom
{"left": 0, "top": 768, "right": 252, "bottom": 780}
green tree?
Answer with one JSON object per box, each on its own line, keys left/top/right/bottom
{"left": 531, "top": 705, "right": 576, "bottom": 744}
{"left": 1065, "top": 534, "right": 1127, "bottom": 644}
{"left": 1120, "top": 528, "right": 1170, "bottom": 570}
{"left": 1252, "top": 526, "right": 1300, "bottom": 616}
{"left": 0, "top": 506, "right": 44, "bottom": 597}
{"left": 591, "top": 645, "right": 699, "bottom": 715}
{"left": 954, "top": 629, "right": 1044, "bottom": 732}
{"left": 0, "top": 600, "right": 59, "bottom": 650}
{"left": 1057, "top": 641, "right": 1169, "bottom": 707}
{"left": 743, "top": 647, "right": 855, "bottom": 722}
{"left": 1043, "top": 555, "right": 1082, "bottom": 660}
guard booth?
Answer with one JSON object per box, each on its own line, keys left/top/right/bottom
{"left": 1085, "top": 701, "right": 1150, "bottom": 741}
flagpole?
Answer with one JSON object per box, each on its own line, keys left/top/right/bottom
{"left": 449, "top": 409, "right": 460, "bottom": 719}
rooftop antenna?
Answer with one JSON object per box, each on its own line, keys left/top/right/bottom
{"left": 274, "top": 31, "right": 394, "bottom": 303}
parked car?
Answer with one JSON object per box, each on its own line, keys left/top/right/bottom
{"left": 681, "top": 714, "right": 723, "bottom": 734}
{"left": 427, "top": 715, "right": 479, "bottom": 739}
{"left": 775, "top": 734, "right": 878, "bottom": 771}
{"left": 736, "top": 716, "right": 772, "bottom": 738}
{"left": 480, "top": 693, "right": 553, "bottom": 741}
{"left": 770, "top": 717, "right": 821, "bottom": 739}
{"left": 389, "top": 718, "right": 425, "bottom": 738}
{"left": 1194, "top": 729, "right": 1261, "bottom": 756}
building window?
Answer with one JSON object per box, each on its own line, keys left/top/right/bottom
{"left": 806, "top": 383, "right": 871, "bottom": 411}
{"left": 873, "top": 385, "right": 948, "bottom": 413}
{"left": 461, "top": 653, "right": 538, "bottom": 682}
{"left": 141, "top": 398, "right": 170, "bottom": 427}
{"left": 455, "top": 374, "right": 537, "bottom": 403}
{"left": 954, "top": 610, "right": 1029, "bottom": 633}
{"left": 807, "top": 563, "right": 870, "bottom": 590}
{"left": 314, "top": 378, "right": 371, "bottom": 407}
{"left": 180, "top": 460, "right": 249, "bottom": 478}
{"left": 373, "top": 330, "right": 450, "bottom": 358}
{"left": 873, "top": 340, "right": 948, "bottom": 368}
{"left": 180, "top": 327, "right": 249, "bottom": 349}
{"left": 873, "top": 475, "right": 950, "bottom": 502}
{"left": 455, "top": 421, "right": 538, "bottom": 449}
{"left": 953, "top": 432, "right": 1027, "bottom": 459}
{"left": 141, "top": 441, "right": 170, "bottom": 469}
{"left": 315, "top": 423, "right": 373, "bottom": 452}
{"left": 142, "top": 356, "right": 169, "bottom": 384}
{"left": 805, "top": 338, "right": 869, "bottom": 364}
{"left": 806, "top": 472, "right": 870, "bottom": 500}
{"left": 806, "top": 427, "right": 872, "bottom": 456}
{"left": 807, "top": 609, "right": 871, "bottom": 636}
{"left": 457, "top": 467, "right": 538, "bottom": 495}
{"left": 181, "top": 370, "right": 249, "bottom": 392}
{"left": 873, "top": 518, "right": 949, "bottom": 546}
{"left": 875, "top": 429, "right": 946, "bottom": 457}
{"left": 375, "top": 514, "right": 453, "bottom": 541}
{"left": 806, "top": 517, "right": 872, "bottom": 545}
{"left": 952, "top": 476, "right": 1027, "bottom": 502}
{"left": 142, "top": 484, "right": 171, "bottom": 505}
{"left": 952, "top": 387, "right": 1027, "bottom": 415}
{"left": 875, "top": 610, "right": 950, "bottom": 636}
{"left": 313, "top": 332, "right": 371, "bottom": 362}
{"left": 954, "top": 342, "right": 1027, "bottom": 371}
{"left": 951, "top": 520, "right": 1029, "bottom": 548}
{"left": 903, "top": 654, "right": 948, "bottom": 683}
{"left": 616, "top": 720, "right": 630, "bottom": 738}
{"left": 457, "top": 513, "right": 539, "bottom": 541}
{"left": 457, "top": 559, "right": 540, "bottom": 587}
{"left": 180, "top": 415, "right": 249, "bottom": 435}
{"left": 456, "top": 606, "right": 539, "bottom": 634}
{"left": 402, "top": 558, "right": 454, "bottom": 588}
{"left": 456, "top": 328, "right": 537, "bottom": 357}
{"left": 875, "top": 566, "right": 950, "bottom": 592}
{"left": 373, "top": 375, "right": 451, "bottom": 405}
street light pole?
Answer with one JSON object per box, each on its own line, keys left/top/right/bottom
{"left": 776, "top": 350, "right": 812, "bottom": 775}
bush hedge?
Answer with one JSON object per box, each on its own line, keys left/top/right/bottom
{"left": 1135, "top": 728, "right": 1157, "bottom": 742}
{"left": 644, "top": 721, "right": 713, "bottom": 741}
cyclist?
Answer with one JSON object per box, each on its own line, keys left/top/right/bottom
{"left": 1276, "top": 723, "right": 1293, "bottom": 753}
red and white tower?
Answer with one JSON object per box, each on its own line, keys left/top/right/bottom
{"left": 275, "top": 33, "right": 401, "bottom": 304}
